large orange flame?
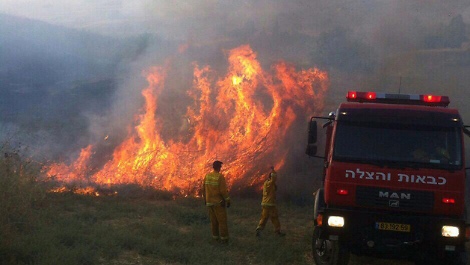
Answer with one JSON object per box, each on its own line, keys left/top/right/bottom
{"left": 46, "top": 45, "right": 328, "bottom": 195}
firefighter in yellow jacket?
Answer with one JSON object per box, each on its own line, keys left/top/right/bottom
{"left": 256, "top": 166, "right": 285, "bottom": 237}
{"left": 203, "top": 160, "right": 231, "bottom": 243}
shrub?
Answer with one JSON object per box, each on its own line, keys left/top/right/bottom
{"left": 0, "top": 146, "right": 45, "bottom": 248}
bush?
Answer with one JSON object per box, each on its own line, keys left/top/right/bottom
{"left": 0, "top": 146, "right": 45, "bottom": 248}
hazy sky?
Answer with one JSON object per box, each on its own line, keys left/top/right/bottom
{"left": 0, "top": 0, "right": 284, "bottom": 39}
{"left": 2, "top": 0, "right": 470, "bottom": 41}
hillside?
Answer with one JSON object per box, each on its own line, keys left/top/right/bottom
{"left": 0, "top": 14, "right": 165, "bottom": 158}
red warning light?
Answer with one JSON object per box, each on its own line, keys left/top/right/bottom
{"left": 347, "top": 91, "right": 357, "bottom": 99}
{"left": 366, "top": 92, "right": 376, "bottom": 100}
{"left": 423, "top": 95, "right": 442, "bottom": 103}
{"left": 337, "top": 189, "right": 349, "bottom": 195}
{"left": 346, "top": 91, "right": 450, "bottom": 106}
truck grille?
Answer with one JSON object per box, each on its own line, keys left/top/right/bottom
{"left": 356, "top": 186, "right": 434, "bottom": 211}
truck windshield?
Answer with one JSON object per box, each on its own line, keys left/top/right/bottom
{"left": 333, "top": 122, "right": 462, "bottom": 170}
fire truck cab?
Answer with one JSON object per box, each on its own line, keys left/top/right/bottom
{"left": 307, "top": 91, "right": 470, "bottom": 265}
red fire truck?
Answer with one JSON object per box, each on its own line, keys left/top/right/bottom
{"left": 307, "top": 91, "right": 470, "bottom": 265}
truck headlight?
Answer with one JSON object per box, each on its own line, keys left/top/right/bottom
{"left": 442, "top": 226, "right": 459, "bottom": 237}
{"left": 328, "top": 216, "right": 345, "bottom": 227}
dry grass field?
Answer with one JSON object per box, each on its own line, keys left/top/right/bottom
{"left": 1, "top": 189, "right": 468, "bottom": 265}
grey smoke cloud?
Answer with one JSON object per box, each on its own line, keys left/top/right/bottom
{"left": 2, "top": 1, "right": 470, "bottom": 139}
{"left": 2, "top": 0, "right": 469, "bottom": 42}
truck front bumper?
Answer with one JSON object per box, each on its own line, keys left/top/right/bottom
{"left": 318, "top": 207, "right": 467, "bottom": 257}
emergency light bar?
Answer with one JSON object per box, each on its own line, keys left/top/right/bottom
{"left": 347, "top": 91, "right": 450, "bottom": 107}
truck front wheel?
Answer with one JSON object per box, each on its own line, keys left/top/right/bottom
{"left": 312, "top": 226, "right": 350, "bottom": 265}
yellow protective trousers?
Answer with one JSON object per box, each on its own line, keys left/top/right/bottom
{"left": 256, "top": 206, "right": 280, "bottom": 232}
{"left": 207, "top": 205, "right": 229, "bottom": 241}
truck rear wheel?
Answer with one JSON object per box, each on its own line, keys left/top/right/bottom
{"left": 312, "top": 226, "right": 350, "bottom": 265}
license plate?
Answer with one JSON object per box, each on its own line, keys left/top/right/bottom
{"left": 376, "top": 222, "right": 411, "bottom": 232}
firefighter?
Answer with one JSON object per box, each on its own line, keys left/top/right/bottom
{"left": 202, "top": 160, "right": 231, "bottom": 243}
{"left": 412, "top": 148, "right": 429, "bottom": 162}
{"left": 412, "top": 136, "right": 450, "bottom": 162}
{"left": 256, "top": 166, "right": 285, "bottom": 237}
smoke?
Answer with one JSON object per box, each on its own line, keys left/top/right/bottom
{"left": 2, "top": 1, "right": 469, "bottom": 72}
{"left": 2, "top": 1, "right": 469, "bottom": 40}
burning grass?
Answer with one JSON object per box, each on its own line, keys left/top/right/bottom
{"left": 44, "top": 45, "right": 329, "bottom": 196}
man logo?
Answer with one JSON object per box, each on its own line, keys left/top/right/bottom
{"left": 379, "top": 191, "right": 411, "bottom": 200}
{"left": 389, "top": 200, "right": 400, "bottom": 207}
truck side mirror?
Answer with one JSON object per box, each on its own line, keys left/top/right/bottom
{"left": 308, "top": 119, "right": 318, "bottom": 144}
{"left": 463, "top": 126, "right": 470, "bottom": 138}
{"left": 306, "top": 119, "right": 318, "bottom": 157}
